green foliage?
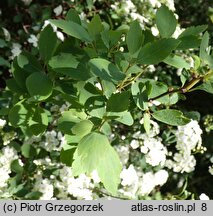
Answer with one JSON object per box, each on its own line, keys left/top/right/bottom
{"left": 38, "top": 25, "right": 58, "bottom": 63}
{"left": 156, "top": 5, "right": 177, "bottom": 38}
{"left": 89, "top": 58, "right": 125, "bottom": 82}
{"left": 138, "top": 39, "right": 180, "bottom": 64}
{"left": 152, "top": 109, "right": 191, "bottom": 126}
{"left": 50, "top": 19, "right": 92, "bottom": 42}
{"left": 26, "top": 72, "right": 53, "bottom": 101}
{"left": 72, "top": 132, "right": 122, "bottom": 194}
{"left": 126, "top": 20, "right": 144, "bottom": 54}
{"left": 106, "top": 91, "right": 130, "bottom": 112}
{"left": 3, "top": 5, "right": 213, "bottom": 196}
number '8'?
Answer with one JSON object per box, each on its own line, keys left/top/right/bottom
{"left": 201, "top": 203, "right": 207, "bottom": 211}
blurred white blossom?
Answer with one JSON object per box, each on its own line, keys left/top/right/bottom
{"left": 209, "top": 165, "right": 213, "bottom": 175}
{"left": 21, "top": 0, "right": 32, "bottom": 5}
{"left": 34, "top": 178, "right": 54, "bottom": 200}
{"left": 199, "top": 193, "right": 210, "bottom": 200}
{"left": 53, "top": 5, "right": 63, "bottom": 16}
{"left": 28, "top": 34, "right": 38, "bottom": 47}
{"left": 11, "top": 43, "right": 22, "bottom": 59}
{"left": 0, "top": 119, "right": 6, "bottom": 128}
{"left": 166, "top": 120, "right": 203, "bottom": 173}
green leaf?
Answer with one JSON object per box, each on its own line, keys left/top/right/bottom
{"left": 60, "top": 143, "right": 77, "bottom": 166}
{"left": 138, "top": 39, "right": 180, "bottom": 65}
{"left": 6, "top": 78, "right": 25, "bottom": 94}
{"left": 52, "top": 63, "right": 91, "bottom": 81}
{"left": 177, "top": 36, "right": 201, "bottom": 50}
{"left": 8, "top": 101, "right": 31, "bottom": 127}
{"left": 0, "top": 38, "right": 7, "bottom": 48}
{"left": 156, "top": 5, "right": 177, "bottom": 38}
{"left": 65, "top": 9, "right": 81, "bottom": 24}
{"left": 26, "top": 72, "right": 53, "bottom": 101}
{"left": 194, "top": 81, "right": 213, "bottom": 94}
{"left": 0, "top": 56, "right": 10, "bottom": 67}
{"left": 89, "top": 58, "right": 125, "bottom": 82}
{"left": 71, "top": 120, "right": 93, "bottom": 137}
{"left": 57, "top": 110, "right": 87, "bottom": 134}
{"left": 148, "top": 80, "right": 168, "bottom": 104}
{"left": 199, "top": 32, "right": 209, "bottom": 60}
{"left": 11, "top": 58, "right": 29, "bottom": 90}
{"left": 107, "top": 111, "right": 134, "bottom": 126}
{"left": 72, "top": 132, "right": 122, "bottom": 194}
{"left": 143, "top": 113, "right": 151, "bottom": 134}
{"left": 131, "top": 81, "right": 151, "bottom": 110}
{"left": 152, "top": 109, "right": 190, "bottom": 126}
{"left": 38, "top": 25, "right": 58, "bottom": 63}
{"left": 178, "top": 25, "right": 207, "bottom": 38}
{"left": 126, "top": 20, "right": 144, "bottom": 54}
{"left": 163, "top": 55, "right": 191, "bottom": 69}
{"left": 17, "top": 52, "right": 42, "bottom": 74}
{"left": 28, "top": 107, "right": 49, "bottom": 136}
{"left": 10, "top": 159, "right": 23, "bottom": 173}
{"left": 49, "top": 53, "right": 79, "bottom": 69}
{"left": 21, "top": 143, "right": 37, "bottom": 158}
{"left": 106, "top": 91, "right": 130, "bottom": 112}
{"left": 88, "top": 15, "right": 103, "bottom": 38}
{"left": 49, "top": 19, "right": 92, "bottom": 42}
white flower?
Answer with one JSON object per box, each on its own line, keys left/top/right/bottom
{"left": 11, "top": 43, "right": 22, "bottom": 59}
{"left": 53, "top": 5, "right": 63, "bottom": 16}
{"left": 56, "top": 31, "right": 65, "bottom": 41}
{"left": 145, "top": 147, "right": 167, "bottom": 166}
{"left": 21, "top": 0, "right": 32, "bottom": 5}
{"left": 0, "top": 170, "right": 10, "bottom": 188}
{"left": 172, "top": 153, "right": 196, "bottom": 173}
{"left": 119, "top": 165, "right": 139, "bottom": 198}
{"left": 141, "top": 136, "right": 167, "bottom": 167}
{"left": 172, "top": 26, "right": 184, "bottom": 38}
{"left": 95, "top": 82, "right": 102, "bottom": 91}
{"left": 2, "top": 27, "right": 11, "bottom": 41}
{"left": 114, "top": 145, "right": 129, "bottom": 165}
{"left": 149, "top": 0, "right": 161, "bottom": 8}
{"left": 130, "top": 139, "right": 140, "bottom": 149}
{"left": 67, "top": 174, "right": 93, "bottom": 200}
{"left": 120, "top": 165, "right": 138, "bottom": 186}
{"left": 139, "top": 172, "right": 156, "bottom": 196}
{"left": 124, "top": 0, "right": 136, "bottom": 13}
{"left": 151, "top": 26, "right": 159, "bottom": 36}
{"left": 0, "top": 119, "right": 6, "bottom": 128}
{"left": 34, "top": 178, "right": 54, "bottom": 200}
{"left": 199, "top": 193, "right": 210, "bottom": 200}
{"left": 28, "top": 34, "right": 38, "bottom": 47}
{"left": 154, "top": 170, "right": 169, "bottom": 186}
{"left": 209, "top": 165, "right": 213, "bottom": 175}
{"left": 90, "top": 170, "right": 101, "bottom": 184}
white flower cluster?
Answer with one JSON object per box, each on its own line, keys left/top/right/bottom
{"left": 39, "top": 131, "right": 65, "bottom": 152}
{"left": 119, "top": 165, "right": 169, "bottom": 198}
{"left": 10, "top": 43, "right": 22, "bottom": 59}
{"left": 24, "top": 130, "right": 66, "bottom": 153}
{"left": 130, "top": 120, "right": 167, "bottom": 167}
{"left": 33, "top": 171, "right": 54, "bottom": 200}
{"left": 111, "top": 0, "right": 176, "bottom": 28}
{"left": 0, "top": 147, "right": 18, "bottom": 190}
{"left": 28, "top": 34, "right": 38, "bottom": 47}
{"left": 56, "top": 167, "right": 98, "bottom": 200}
{"left": 166, "top": 120, "right": 203, "bottom": 173}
